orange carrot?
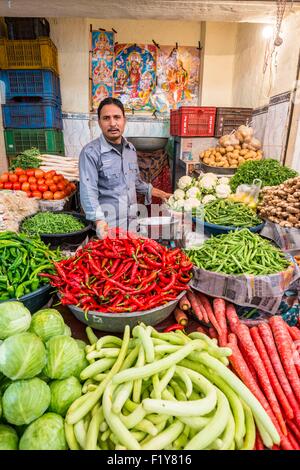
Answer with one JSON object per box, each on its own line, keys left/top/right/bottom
{"left": 213, "top": 298, "right": 227, "bottom": 346}
{"left": 179, "top": 295, "right": 191, "bottom": 312}
{"left": 196, "top": 326, "right": 209, "bottom": 335}
{"left": 197, "top": 293, "right": 222, "bottom": 335}
{"left": 174, "top": 307, "right": 188, "bottom": 326}
{"left": 225, "top": 303, "right": 241, "bottom": 334}
{"left": 255, "top": 432, "right": 264, "bottom": 450}
{"left": 186, "top": 291, "right": 204, "bottom": 322}
{"left": 289, "top": 326, "right": 300, "bottom": 342}
{"left": 208, "top": 327, "right": 218, "bottom": 342}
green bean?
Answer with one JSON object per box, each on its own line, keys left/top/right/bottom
{"left": 240, "top": 402, "right": 256, "bottom": 450}
{"left": 85, "top": 405, "right": 104, "bottom": 450}
{"left": 175, "top": 366, "right": 193, "bottom": 398}
{"left": 64, "top": 423, "right": 81, "bottom": 450}
{"left": 141, "top": 420, "right": 184, "bottom": 450}
{"left": 80, "top": 358, "right": 116, "bottom": 381}
{"left": 120, "top": 403, "right": 147, "bottom": 429}
{"left": 133, "top": 346, "right": 145, "bottom": 403}
{"left": 113, "top": 381, "right": 133, "bottom": 414}
{"left": 21, "top": 212, "right": 85, "bottom": 236}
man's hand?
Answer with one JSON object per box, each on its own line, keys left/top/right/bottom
{"left": 96, "top": 220, "right": 109, "bottom": 239}
{"left": 152, "top": 188, "right": 172, "bottom": 202}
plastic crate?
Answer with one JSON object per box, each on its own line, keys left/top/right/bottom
{"left": 2, "top": 100, "right": 62, "bottom": 129}
{"left": 5, "top": 129, "right": 65, "bottom": 156}
{"left": 5, "top": 17, "right": 50, "bottom": 40}
{"left": 214, "top": 107, "right": 253, "bottom": 137}
{"left": 0, "top": 38, "right": 58, "bottom": 75}
{"left": 170, "top": 107, "right": 216, "bottom": 137}
{"left": 0, "top": 70, "right": 61, "bottom": 103}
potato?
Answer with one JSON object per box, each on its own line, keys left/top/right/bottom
{"left": 204, "top": 150, "right": 211, "bottom": 158}
{"left": 239, "top": 149, "right": 248, "bottom": 156}
{"left": 219, "top": 148, "right": 226, "bottom": 155}
{"left": 242, "top": 143, "right": 249, "bottom": 149}
{"left": 233, "top": 149, "right": 240, "bottom": 156}
{"left": 225, "top": 146, "right": 234, "bottom": 153}
{"left": 217, "top": 161, "right": 224, "bottom": 167}
{"left": 200, "top": 152, "right": 205, "bottom": 159}
{"left": 234, "top": 145, "right": 242, "bottom": 150}
{"left": 223, "top": 162, "right": 230, "bottom": 168}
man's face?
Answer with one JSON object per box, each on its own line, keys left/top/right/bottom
{"left": 99, "top": 104, "right": 125, "bottom": 143}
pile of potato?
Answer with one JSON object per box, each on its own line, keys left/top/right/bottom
{"left": 200, "top": 125, "right": 263, "bottom": 169}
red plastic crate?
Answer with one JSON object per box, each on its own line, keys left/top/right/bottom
{"left": 170, "top": 107, "right": 216, "bottom": 137}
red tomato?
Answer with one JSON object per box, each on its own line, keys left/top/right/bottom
{"left": 43, "top": 191, "right": 54, "bottom": 200}
{"left": 0, "top": 173, "right": 9, "bottom": 183}
{"left": 49, "top": 184, "right": 57, "bottom": 193}
{"left": 52, "top": 175, "right": 60, "bottom": 183}
{"left": 14, "top": 167, "right": 25, "bottom": 176}
{"left": 30, "top": 184, "right": 38, "bottom": 191}
{"left": 45, "top": 178, "right": 53, "bottom": 187}
{"left": 21, "top": 182, "right": 30, "bottom": 191}
{"left": 64, "top": 184, "right": 72, "bottom": 196}
{"left": 53, "top": 191, "right": 65, "bottom": 200}
{"left": 45, "top": 170, "right": 56, "bottom": 178}
{"left": 38, "top": 184, "right": 48, "bottom": 193}
{"left": 37, "top": 178, "right": 45, "bottom": 185}
{"left": 57, "top": 182, "right": 66, "bottom": 191}
{"left": 9, "top": 173, "right": 18, "bottom": 183}
{"left": 4, "top": 182, "right": 13, "bottom": 189}
{"left": 28, "top": 176, "right": 36, "bottom": 184}
{"left": 0, "top": 183, "right": 4, "bottom": 189}
{"left": 13, "top": 183, "right": 21, "bottom": 190}
{"left": 18, "top": 174, "right": 28, "bottom": 184}
{"left": 32, "top": 191, "right": 42, "bottom": 198}
{"left": 34, "top": 169, "right": 44, "bottom": 179}
{"left": 69, "top": 182, "right": 76, "bottom": 192}
{"left": 26, "top": 169, "right": 35, "bottom": 177}
{"left": 25, "top": 191, "right": 32, "bottom": 198}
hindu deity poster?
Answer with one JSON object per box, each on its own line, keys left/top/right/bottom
{"left": 157, "top": 46, "right": 200, "bottom": 109}
{"left": 113, "top": 44, "right": 156, "bottom": 111}
{"left": 91, "top": 31, "right": 114, "bottom": 111}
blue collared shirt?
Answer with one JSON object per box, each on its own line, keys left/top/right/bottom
{"left": 79, "top": 134, "right": 152, "bottom": 228}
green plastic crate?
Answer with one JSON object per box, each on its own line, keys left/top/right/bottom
{"left": 4, "top": 129, "right": 65, "bottom": 156}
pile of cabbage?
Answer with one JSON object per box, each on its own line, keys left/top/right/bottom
{"left": 167, "top": 174, "right": 232, "bottom": 212}
{"left": 0, "top": 302, "right": 87, "bottom": 450}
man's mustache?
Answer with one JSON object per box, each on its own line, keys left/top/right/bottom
{"left": 108, "top": 128, "right": 119, "bottom": 131}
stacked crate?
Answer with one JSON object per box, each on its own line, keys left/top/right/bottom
{"left": 0, "top": 17, "right": 64, "bottom": 157}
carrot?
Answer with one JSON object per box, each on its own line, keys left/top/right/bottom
{"left": 289, "top": 326, "right": 300, "bottom": 342}
{"left": 269, "top": 316, "right": 300, "bottom": 404}
{"left": 208, "top": 327, "right": 218, "bottom": 342}
{"left": 196, "top": 326, "right": 209, "bottom": 335}
{"left": 251, "top": 327, "right": 294, "bottom": 420}
{"left": 179, "top": 295, "right": 191, "bottom": 312}
{"left": 174, "top": 307, "right": 188, "bottom": 326}
{"left": 186, "top": 291, "right": 204, "bottom": 322}
{"left": 287, "top": 432, "right": 300, "bottom": 450}
{"left": 235, "top": 323, "right": 287, "bottom": 435}
{"left": 258, "top": 323, "right": 300, "bottom": 429}
{"left": 213, "top": 298, "right": 227, "bottom": 346}
{"left": 255, "top": 431, "right": 264, "bottom": 450}
{"left": 287, "top": 419, "right": 300, "bottom": 443}
{"left": 225, "top": 303, "right": 241, "bottom": 334}
{"left": 237, "top": 339, "right": 259, "bottom": 383}
{"left": 197, "top": 293, "right": 222, "bottom": 335}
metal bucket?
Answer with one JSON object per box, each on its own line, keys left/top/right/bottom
{"left": 137, "top": 216, "right": 179, "bottom": 241}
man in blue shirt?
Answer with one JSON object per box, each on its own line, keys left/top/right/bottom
{"left": 79, "top": 97, "right": 170, "bottom": 238}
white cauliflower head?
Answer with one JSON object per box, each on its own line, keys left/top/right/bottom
{"left": 218, "top": 177, "right": 230, "bottom": 185}
{"left": 186, "top": 186, "right": 200, "bottom": 199}
{"left": 215, "top": 184, "right": 231, "bottom": 199}
{"left": 173, "top": 189, "right": 185, "bottom": 200}
{"left": 177, "top": 175, "right": 193, "bottom": 190}
{"left": 202, "top": 194, "right": 217, "bottom": 205}
{"left": 199, "top": 173, "right": 218, "bottom": 191}
{"left": 183, "top": 198, "right": 201, "bottom": 211}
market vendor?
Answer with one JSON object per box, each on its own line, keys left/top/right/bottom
{"left": 79, "top": 97, "right": 171, "bottom": 238}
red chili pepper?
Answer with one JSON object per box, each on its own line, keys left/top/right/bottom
{"left": 163, "top": 323, "right": 185, "bottom": 333}
{"left": 161, "top": 273, "right": 177, "bottom": 292}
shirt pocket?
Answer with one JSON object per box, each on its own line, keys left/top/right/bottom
{"left": 128, "top": 162, "right": 139, "bottom": 181}
{"left": 100, "top": 168, "right": 121, "bottom": 189}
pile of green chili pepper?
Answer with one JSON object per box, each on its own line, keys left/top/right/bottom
{"left": 21, "top": 212, "right": 85, "bottom": 236}
{"left": 204, "top": 200, "right": 262, "bottom": 227}
{"left": 42, "top": 228, "right": 192, "bottom": 313}
{"left": 186, "top": 229, "right": 290, "bottom": 276}
{"left": 0, "top": 231, "right": 61, "bottom": 300}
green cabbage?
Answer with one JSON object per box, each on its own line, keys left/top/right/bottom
{"left": 0, "top": 332, "right": 46, "bottom": 380}
{"left": 29, "top": 308, "right": 65, "bottom": 342}
{"left": 0, "top": 424, "right": 19, "bottom": 450}
{"left": 43, "top": 335, "right": 83, "bottom": 380}
{"left": 49, "top": 376, "right": 82, "bottom": 416}
{"left": 0, "top": 301, "right": 31, "bottom": 340}
{"left": 63, "top": 324, "right": 72, "bottom": 336}
{"left": 2, "top": 378, "right": 51, "bottom": 426}
{"left": 74, "top": 340, "right": 89, "bottom": 379}
{"left": 19, "top": 413, "right": 68, "bottom": 450}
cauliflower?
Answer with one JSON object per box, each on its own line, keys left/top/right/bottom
{"left": 199, "top": 174, "right": 217, "bottom": 192}
{"left": 186, "top": 186, "right": 200, "bottom": 199}
{"left": 183, "top": 198, "right": 201, "bottom": 211}
{"left": 173, "top": 189, "right": 185, "bottom": 200}
{"left": 178, "top": 175, "right": 193, "bottom": 190}
{"left": 215, "top": 184, "right": 231, "bottom": 199}
{"left": 202, "top": 194, "right": 217, "bottom": 205}
{"left": 218, "top": 177, "right": 230, "bottom": 185}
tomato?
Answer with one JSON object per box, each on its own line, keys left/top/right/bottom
{"left": 45, "top": 178, "right": 54, "bottom": 187}
{"left": 32, "top": 191, "right": 42, "bottom": 198}
{"left": 69, "top": 182, "right": 76, "bottom": 191}
{"left": 27, "top": 176, "right": 36, "bottom": 184}
{"left": 21, "top": 182, "right": 30, "bottom": 191}
{"left": 49, "top": 184, "right": 57, "bottom": 193}
{"left": 53, "top": 190, "right": 65, "bottom": 200}
{"left": 9, "top": 173, "right": 18, "bottom": 183}
{"left": 0, "top": 183, "right": 4, "bottom": 189}
{"left": 57, "top": 182, "right": 66, "bottom": 191}
{"left": 45, "top": 170, "right": 56, "bottom": 178}
{"left": 0, "top": 173, "right": 9, "bottom": 183}
{"left": 18, "top": 174, "right": 28, "bottom": 184}
{"left": 25, "top": 191, "right": 32, "bottom": 198}
{"left": 14, "top": 167, "right": 25, "bottom": 176}
{"left": 34, "top": 169, "right": 44, "bottom": 179}
{"left": 26, "top": 169, "right": 35, "bottom": 177}
{"left": 43, "top": 191, "right": 54, "bottom": 200}
{"left": 13, "top": 183, "right": 21, "bottom": 190}
{"left": 30, "top": 184, "right": 38, "bottom": 191}
{"left": 37, "top": 178, "right": 45, "bottom": 185}
{"left": 52, "top": 175, "right": 60, "bottom": 183}
{"left": 64, "top": 184, "right": 72, "bottom": 196}
{"left": 4, "top": 182, "right": 13, "bottom": 189}
{"left": 38, "top": 184, "right": 48, "bottom": 193}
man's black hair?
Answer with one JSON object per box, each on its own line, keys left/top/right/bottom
{"left": 97, "top": 97, "right": 125, "bottom": 119}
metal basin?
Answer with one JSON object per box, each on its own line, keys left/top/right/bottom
{"left": 127, "top": 137, "right": 168, "bottom": 152}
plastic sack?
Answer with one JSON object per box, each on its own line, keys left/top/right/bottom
{"left": 236, "top": 178, "right": 262, "bottom": 202}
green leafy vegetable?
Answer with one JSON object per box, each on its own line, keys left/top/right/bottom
{"left": 21, "top": 212, "right": 85, "bottom": 236}
{"left": 49, "top": 376, "right": 82, "bottom": 416}
{"left": 0, "top": 301, "right": 31, "bottom": 340}
{"left": 29, "top": 308, "right": 66, "bottom": 343}
{"left": 0, "top": 424, "right": 19, "bottom": 450}
{"left": 19, "top": 413, "right": 68, "bottom": 450}
{"left": 9, "top": 148, "right": 41, "bottom": 171}
{"left": 43, "top": 335, "right": 84, "bottom": 380}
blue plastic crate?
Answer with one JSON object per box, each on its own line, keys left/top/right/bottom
{"left": 2, "top": 100, "right": 62, "bottom": 129}
{"left": 0, "top": 69, "right": 61, "bottom": 103}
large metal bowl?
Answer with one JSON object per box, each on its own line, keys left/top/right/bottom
{"left": 64, "top": 290, "right": 186, "bottom": 333}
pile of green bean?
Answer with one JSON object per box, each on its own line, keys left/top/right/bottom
{"left": 64, "top": 324, "right": 279, "bottom": 450}
{"left": 0, "top": 231, "right": 61, "bottom": 300}
{"left": 21, "top": 212, "right": 85, "bottom": 236}
{"left": 186, "top": 229, "right": 290, "bottom": 276}
{"left": 204, "top": 200, "right": 262, "bottom": 227}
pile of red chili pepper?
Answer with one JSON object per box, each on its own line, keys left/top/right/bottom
{"left": 40, "top": 229, "right": 192, "bottom": 313}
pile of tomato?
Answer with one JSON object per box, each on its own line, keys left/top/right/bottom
{"left": 0, "top": 168, "right": 76, "bottom": 200}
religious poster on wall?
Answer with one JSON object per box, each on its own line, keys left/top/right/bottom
{"left": 113, "top": 44, "right": 156, "bottom": 111}
{"left": 157, "top": 46, "right": 200, "bottom": 109}
{"left": 91, "top": 31, "right": 114, "bottom": 111}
